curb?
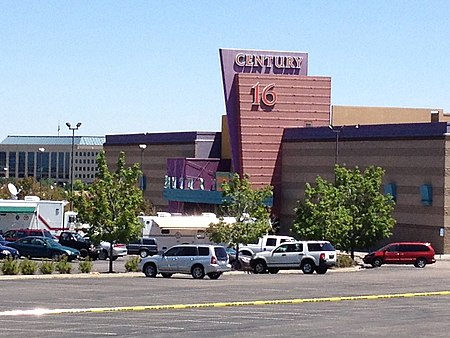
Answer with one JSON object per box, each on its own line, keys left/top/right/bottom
{"left": 0, "top": 271, "right": 144, "bottom": 280}
{"left": 0, "top": 266, "right": 363, "bottom": 280}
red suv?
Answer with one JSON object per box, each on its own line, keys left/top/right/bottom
{"left": 363, "top": 242, "right": 436, "bottom": 268}
{"left": 2, "top": 229, "right": 54, "bottom": 242}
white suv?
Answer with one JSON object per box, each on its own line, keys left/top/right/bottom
{"left": 250, "top": 240, "right": 336, "bottom": 274}
{"left": 138, "top": 244, "right": 231, "bottom": 279}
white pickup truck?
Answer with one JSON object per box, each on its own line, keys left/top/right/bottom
{"left": 240, "top": 235, "right": 296, "bottom": 255}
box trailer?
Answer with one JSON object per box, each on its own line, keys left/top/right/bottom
{"left": 138, "top": 212, "right": 235, "bottom": 250}
{"left": 0, "top": 196, "right": 77, "bottom": 237}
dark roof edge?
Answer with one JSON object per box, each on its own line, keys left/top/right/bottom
{"left": 105, "top": 131, "right": 220, "bottom": 145}
{"left": 282, "top": 122, "right": 450, "bottom": 142}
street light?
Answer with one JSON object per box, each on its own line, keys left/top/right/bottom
{"left": 329, "top": 125, "right": 344, "bottom": 166}
{"left": 139, "top": 144, "right": 147, "bottom": 190}
{"left": 38, "top": 147, "right": 45, "bottom": 193}
{"left": 329, "top": 124, "right": 359, "bottom": 182}
{"left": 66, "top": 122, "right": 82, "bottom": 210}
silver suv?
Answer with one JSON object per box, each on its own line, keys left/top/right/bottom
{"left": 138, "top": 244, "right": 231, "bottom": 279}
{"left": 250, "top": 240, "right": 336, "bottom": 274}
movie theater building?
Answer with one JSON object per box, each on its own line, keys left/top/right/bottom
{"left": 104, "top": 48, "right": 450, "bottom": 253}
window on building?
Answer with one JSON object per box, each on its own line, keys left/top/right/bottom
{"left": 0, "top": 152, "right": 6, "bottom": 173}
{"left": 50, "top": 152, "right": 57, "bottom": 178}
{"left": 65, "top": 152, "right": 70, "bottom": 179}
{"left": 27, "top": 152, "right": 34, "bottom": 177}
{"left": 58, "top": 152, "right": 64, "bottom": 179}
{"left": 8, "top": 152, "right": 16, "bottom": 178}
{"left": 18, "top": 152, "right": 25, "bottom": 178}
{"left": 41, "top": 152, "right": 49, "bottom": 179}
{"left": 420, "top": 184, "right": 433, "bottom": 206}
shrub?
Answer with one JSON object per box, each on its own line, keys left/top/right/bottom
{"left": 78, "top": 257, "right": 93, "bottom": 273}
{"left": 124, "top": 256, "right": 140, "bottom": 272}
{"left": 55, "top": 256, "right": 72, "bottom": 274}
{"left": 1, "top": 257, "right": 20, "bottom": 275}
{"left": 336, "top": 254, "right": 355, "bottom": 268}
{"left": 19, "top": 259, "right": 38, "bottom": 275}
{"left": 40, "top": 260, "right": 55, "bottom": 274}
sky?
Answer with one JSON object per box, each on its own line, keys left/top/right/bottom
{"left": 1, "top": 1, "right": 449, "bottom": 140}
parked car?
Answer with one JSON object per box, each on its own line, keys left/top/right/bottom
{"left": 58, "top": 231, "right": 101, "bottom": 260}
{"left": 98, "top": 241, "right": 128, "bottom": 261}
{"left": 0, "top": 243, "right": 20, "bottom": 259}
{"left": 363, "top": 242, "right": 436, "bottom": 268}
{"left": 226, "top": 247, "right": 252, "bottom": 271}
{"left": 127, "top": 237, "right": 158, "bottom": 258}
{"left": 7, "top": 236, "right": 80, "bottom": 261}
{"left": 251, "top": 240, "right": 336, "bottom": 274}
{"left": 138, "top": 244, "right": 231, "bottom": 279}
{"left": 2, "top": 229, "right": 54, "bottom": 242}
{"left": 0, "top": 234, "right": 11, "bottom": 246}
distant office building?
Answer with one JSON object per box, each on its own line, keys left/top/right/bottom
{"left": 0, "top": 136, "right": 105, "bottom": 185}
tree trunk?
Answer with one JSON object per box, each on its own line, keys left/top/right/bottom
{"left": 109, "top": 241, "right": 114, "bottom": 273}
{"left": 234, "top": 243, "right": 240, "bottom": 270}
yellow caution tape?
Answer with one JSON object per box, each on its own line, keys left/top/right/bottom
{"left": 2, "top": 290, "right": 450, "bottom": 316}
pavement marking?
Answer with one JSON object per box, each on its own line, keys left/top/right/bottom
{"left": 1, "top": 290, "right": 450, "bottom": 316}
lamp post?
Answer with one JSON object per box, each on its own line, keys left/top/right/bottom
{"left": 329, "top": 125, "right": 344, "bottom": 183}
{"left": 38, "top": 147, "right": 45, "bottom": 193}
{"left": 139, "top": 144, "right": 147, "bottom": 190}
{"left": 329, "top": 125, "right": 344, "bottom": 166}
{"left": 66, "top": 122, "right": 82, "bottom": 210}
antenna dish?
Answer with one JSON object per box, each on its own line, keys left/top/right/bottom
{"left": 7, "top": 183, "right": 18, "bottom": 199}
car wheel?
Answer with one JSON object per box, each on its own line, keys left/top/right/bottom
{"left": 414, "top": 258, "right": 427, "bottom": 268}
{"left": 268, "top": 268, "right": 279, "bottom": 274}
{"left": 372, "top": 258, "right": 383, "bottom": 268}
{"left": 301, "top": 260, "right": 315, "bottom": 274}
{"left": 51, "top": 253, "right": 60, "bottom": 261}
{"left": 139, "top": 250, "right": 149, "bottom": 258}
{"left": 161, "top": 273, "right": 173, "bottom": 278}
{"left": 253, "top": 260, "right": 267, "bottom": 274}
{"left": 112, "top": 256, "right": 118, "bottom": 261}
{"left": 98, "top": 250, "right": 108, "bottom": 260}
{"left": 143, "top": 263, "right": 157, "bottom": 277}
{"left": 207, "top": 272, "right": 222, "bottom": 280}
{"left": 191, "top": 265, "right": 205, "bottom": 279}
{"left": 316, "top": 266, "right": 328, "bottom": 274}
{"left": 80, "top": 249, "right": 88, "bottom": 258}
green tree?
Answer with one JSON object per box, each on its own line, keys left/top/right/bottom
{"left": 0, "top": 177, "right": 68, "bottom": 201}
{"left": 206, "top": 173, "right": 273, "bottom": 268}
{"left": 73, "top": 151, "right": 144, "bottom": 273}
{"left": 292, "top": 165, "right": 396, "bottom": 259}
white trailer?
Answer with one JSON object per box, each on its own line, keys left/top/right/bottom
{"left": 0, "top": 196, "right": 77, "bottom": 237}
{"left": 138, "top": 212, "right": 235, "bottom": 250}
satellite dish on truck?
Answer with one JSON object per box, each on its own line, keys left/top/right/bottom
{"left": 7, "top": 183, "right": 19, "bottom": 199}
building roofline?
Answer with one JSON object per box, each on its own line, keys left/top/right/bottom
{"left": 105, "top": 131, "right": 220, "bottom": 145}
{"left": 282, "top": 122, "right": 450, "bottom": 142}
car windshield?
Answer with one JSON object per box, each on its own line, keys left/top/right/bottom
{"left": 376, "top": 244, "right": 392, "bottom": 252}
{"left": 73, "top": 233, "right": 86, "bottom": 241}
{"left": 45, "top": 238, "right": 62, "bottom": 248}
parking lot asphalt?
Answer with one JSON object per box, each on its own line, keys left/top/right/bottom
{"left": 2, "top": 261, "right": 450, "bottom": 337}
